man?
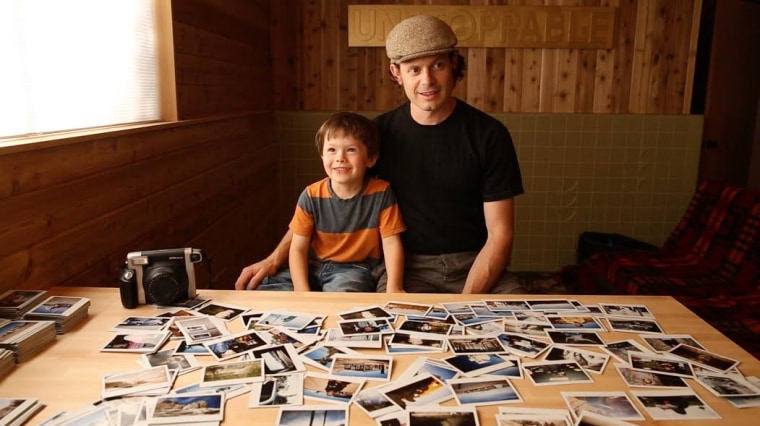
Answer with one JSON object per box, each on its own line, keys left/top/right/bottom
{"left": 235, "top": 15, "right": 524, "bottom": 294}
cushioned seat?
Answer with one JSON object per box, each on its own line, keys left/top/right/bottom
{"left": 564, "top": 181, "right": 760, "bottom": 359}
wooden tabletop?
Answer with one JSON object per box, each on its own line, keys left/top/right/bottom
{"left": 2, "top": 287, "right": 759, "bottom": 425}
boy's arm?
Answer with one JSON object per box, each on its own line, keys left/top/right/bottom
{"left": 381, "top": 234, "right": 405, "bottom": 293}
{"left": 289, "top": 233, "right": 312, "bottom": 292}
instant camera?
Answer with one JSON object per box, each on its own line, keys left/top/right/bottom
{"left": 119, "top": 248, "right": 204, "bottom": 308}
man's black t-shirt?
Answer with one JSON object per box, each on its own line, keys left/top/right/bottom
{"left": 373, "top": 100, "right": 524, "bottom": 255}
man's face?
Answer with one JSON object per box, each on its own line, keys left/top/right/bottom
{"left": 390, "top": 54, "right": 456, "bottom": 120}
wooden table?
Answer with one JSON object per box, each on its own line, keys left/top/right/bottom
{"left": 2, "top": 288, "right": 759, "bottom": 425}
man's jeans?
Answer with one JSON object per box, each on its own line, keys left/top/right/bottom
{"left": 257, "top": 261, "right": 375, "bottom": 292}
{"left": 374, "top": 251, "right": 526, "bottom": 294}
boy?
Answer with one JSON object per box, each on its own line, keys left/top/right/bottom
{"left": 258, "top": 112, "right": 405, "bottom": 292}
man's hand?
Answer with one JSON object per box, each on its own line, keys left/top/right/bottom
{"left": 234, "top": 258, "right": 278, "bottom": 290}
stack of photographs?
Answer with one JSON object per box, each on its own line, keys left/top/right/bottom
{"left": 0, "top": 319, "right": 56, "bottom": 363}
{"left": 22, "top": 296, "right": 91, "bottom": 334}
{"left": 0, "top": 349, "right": 15, "bottom": 377}
{"left": 0, "top": 290, "right": 48, "bottom": 319}
{"left": 0, "top": 398, "right": 44, "bottom": 426}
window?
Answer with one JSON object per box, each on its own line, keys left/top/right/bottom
{"left": 0, "top": 0, "right": 160, "bottom": 140}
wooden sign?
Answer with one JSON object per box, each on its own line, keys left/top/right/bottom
{"left": 348, "top": 5, "right": 616, "bottom": 49}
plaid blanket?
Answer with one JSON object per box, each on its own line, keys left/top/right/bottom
{"left": 566, "top": 181, "right": 760, "bottom": 358}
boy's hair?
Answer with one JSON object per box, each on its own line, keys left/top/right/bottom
{"left": 315, "top": 112, "right": 379, "bottom": 159}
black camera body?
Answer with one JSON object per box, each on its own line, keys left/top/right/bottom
{"left": 119, "top": 248, "right": 203, "bottom": 309}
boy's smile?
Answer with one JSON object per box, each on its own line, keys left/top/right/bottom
{"left": 321, "top": 133, "right": 377, "bottom": 199}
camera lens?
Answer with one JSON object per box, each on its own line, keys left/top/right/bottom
{"left": 144, "top": 263, "right": 186, "bottom": 305}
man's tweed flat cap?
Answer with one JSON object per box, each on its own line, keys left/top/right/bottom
{"left": 385, "top": 15, "right": 458, "bottom": 64}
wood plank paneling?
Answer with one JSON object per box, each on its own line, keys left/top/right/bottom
{"left": 271, "top": 0, "right": 702, "bottom": 114}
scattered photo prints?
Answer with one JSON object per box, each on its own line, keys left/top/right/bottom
{"left": 497, "top": 333, "right": 550, "bottom": 358}
{"left": 606, "top": 317, "right": 664, "bottom": 334}
{"left": 381, "top": 373, "right": 453, "bottom": 409}
{"left": 101, "top": 366, "right": 173, "bottom": 399}
{"left": 203, "top": 330, "right": 268, "bottom": 361}
{"left": 337, "top": 318, "right": 393, "bottom": 336}
{"left": 147, "top": 393, "right": 224, "bottom": 424}
{"left": 398, "top": 357, "right": 461, "bottom": 383}
{"left": 193, "top": 301, "right": 248, "bottom": 321}
{"left": 336, "top": 305, "right": 393, "bottom": 321}
{"left": 256, "top": 310, "right": 317, "bottom": 330}
{"left": 546, "top": 330, "right": 604, "bottom": 346}
{"left": 694, "top": 372, "right": 760, "bottom": 397}
{"left": 257, "top": 326, "right": 312, "bottom": 352}
{"left": 382, "top": 301, "right": 432, "bottom": 317}
{"left": 448, "top": 336, "right": 505, "bottom": 354}
{"left": 562, "top": 391, "right": 644, "bottom": 421}
{"left": 449, "top": 376, "right": 522, "bottom": 406}
{"left": 495, "top": 412, "right": 571, "bottom": 426}
{"left": 300, "top": 345, "right": 359, "bottom": 371}
{"left": 440, "top": 301, "right": 474, "bottom": 315}
{"left": 277, "top": 405, "right": 348, "bottom": 426}
{"left": 353, "top": 385, "right": 397, "bottom": 419}
{"left": 631, "top": 390, "right": 721, "bottom": 420}
{"left": 628, "top": 351, "right": 694, "bottom": 378}
{"left": 443, "top": 353, "right": 517, "bottom": 378}
{"left": 173, "top": 382, "right": 250, "bottom": 399}
{"left": 523, "top": 360, "right": 593, "bottom": 386}
{"left": 543, "top": 346, "right": 610, "bottom": 374}
{"left": 110, "top": 316, "right": 171, "bottom": 332}
{"left": 248, "top": 373, "right": 304, "bottom": 407}
{"left": 139, "top": 349, "right": 200, "bottom": 375}
{"left": 101, "top": 332, "right": 170, "bottom": 354}
{"left": 483, "top": 299, "right": 530, "bottom": 312}
{"left": 464, "top": 319, "right": 505, "bottom": 336}
{"left": 613, "top": 364, "right": 689, "bottom": 388}
{"left": 599, "top": 303, "right": 654, "bottom": 318}
{"left": 174, "top": 316, "right": 229, "bottom": 344}
{"left": 200, "top": 358, "right": 264, "bottom": 387}
{"left": 397, "top": 318, "right": 452, "bottom": 336}
{"left": 602, "top": 339, "right": 653, "bottom": 363}
{"left": 250, "top": 344, "right": 306, "bottom": 375}
{"left": 324, "top": 328, "right": 382, "bottom": 348}
{"left": 388, "top": 332, "right": 446, "bottom": 352}
{"left": 726, "top": 377, "right": 760, "bottom": 408}
{"left": 480, "top": 356, "right": 523, "bottom": 380}
{"left": 502, "top": 320, "right": 553, "bottom": 337}
{"left": 525, "top": 299, "right": 576, "bottom": 311}
{"left": 641, "top": 334, "right": 704, "bottom": 353}
{"left": 173, "top": 340, "right": 211, "bottom": 356}
{"left": 329, "top": 354, "right": 392, "bottom": 381}
{"left": 546, "top": 315, "right": 604, "bottom": 331}
{"left": 302, "top": 372, "right": 364, "bottom": 405}
{"left": 668, "top": 343, "right": 740, "bottom": 373}
{"left": 408, "top": 407, "right": 480, "bottom": 426}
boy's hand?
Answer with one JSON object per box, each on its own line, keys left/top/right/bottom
{"left": 235, "top": 258, "right": 278, "bottom": 290}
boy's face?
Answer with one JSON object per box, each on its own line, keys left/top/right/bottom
{"left": 321, "top": 133, "right": 376, "bottom": 189}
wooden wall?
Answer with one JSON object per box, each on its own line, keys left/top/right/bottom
{"left": 271, "top": 0, "right": 702, "bottom": 114}
{"left": 0, "top": 0, "right": 277, "bottom": 294}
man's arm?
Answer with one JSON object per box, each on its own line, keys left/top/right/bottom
{"left": 461, "top": 198, "right": 514, "bottom": 294}
{"left": 289, "top": 234, "right": 312, "bottom": 292}
{"left": 234, "top": 230, "right": 293, "bottom": 290}
{"left": 381, "top": 234, "right": 405, "bottom": 293}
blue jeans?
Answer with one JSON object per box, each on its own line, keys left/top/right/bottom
{"left": 257, "top": 262, "right": 375, "bottom": 292}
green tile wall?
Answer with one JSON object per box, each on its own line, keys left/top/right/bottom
{"left": 275, "top": 111, "right": 703, "bottom": 272}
